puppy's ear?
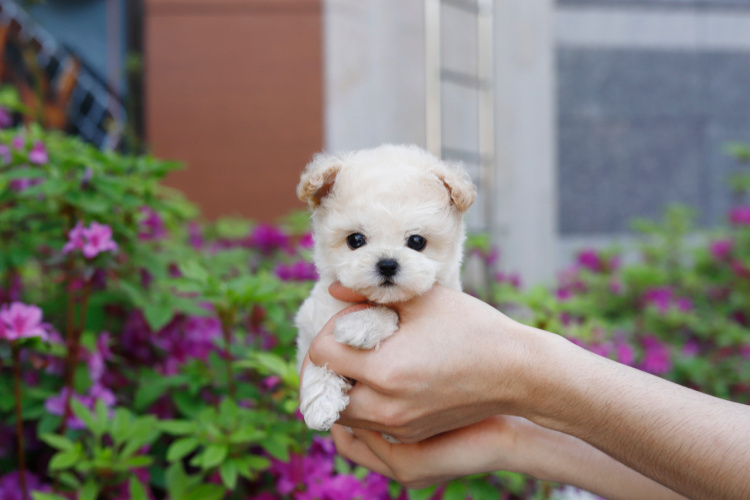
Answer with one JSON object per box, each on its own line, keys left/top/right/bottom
{"left": 430, "top": 162, "right": 476, "bottom": 212}
{"left": 297, "top": 153, "right": 342, "bottom": 208}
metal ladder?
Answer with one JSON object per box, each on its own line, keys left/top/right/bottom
{"left": 425, "top": 0, "right": 497, "bottom": 281}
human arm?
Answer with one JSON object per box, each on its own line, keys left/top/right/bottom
{"left": 306, "top": 284, "right": 750, "bottom": 499}
{"left": 329, "top": 417, "right": 686, "bottom": 500}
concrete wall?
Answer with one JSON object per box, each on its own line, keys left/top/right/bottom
{"left": 325, "top": 0, "right": 559, "bottom": 286}
{"left": 556, "top": 1, "right": 750, "bottom": 262}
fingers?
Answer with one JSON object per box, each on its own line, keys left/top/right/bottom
{"left": 331, "top": 424, "right": 395, "bottom": 479}
{"left": 306, "top": 303, "right": 375, "bottom": 381}
{"left": 328, "top": 282, "right": 369, "bottom": 303}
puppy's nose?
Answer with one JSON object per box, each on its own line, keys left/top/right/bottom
{"left": 377, "top": 259, "right": 399, "bottom": 278}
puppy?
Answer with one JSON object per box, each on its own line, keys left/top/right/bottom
{"left": 295, "top": 144, "right": 476, "bottom": 431}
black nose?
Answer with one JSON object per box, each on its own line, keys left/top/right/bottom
{"left": 377, "top": 259, "right": 399, "bottom": 278}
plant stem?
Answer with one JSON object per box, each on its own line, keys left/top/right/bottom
{"left": 59, "top": 278, "right": 92, "bottom": 434}
{"left": 13, "top": 344, "right": 29, "bottom": 500}
{"left": 219, "top": 310, "right": 236, "bottom": 400}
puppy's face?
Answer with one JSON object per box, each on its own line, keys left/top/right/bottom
{"left": 298, "top": 145, "right": 475, "bottom": 303}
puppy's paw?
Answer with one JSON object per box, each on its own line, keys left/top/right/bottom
{"left": 333, "top": 306, "right": 398, "bottom": 350}
{"left": 300, "top": 363, "right": 352, "bottom": 431}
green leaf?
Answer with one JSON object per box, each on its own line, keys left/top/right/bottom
{"left": 129, "top": 477, "right": 149, "bottom": 500}
{"left": 260, "top": 434, "right": 289, "bottom": 461}
{"left": 234, "top": 454, "right": 271, "bottom": 478}
{"left": 32, "top": 494, "right": 68, "bottom": 500}
{"left": 39, "top": 433, "right": 75, "bottom": 451}
{"left": 159, "top": 419, "right": 198, "bottom": 435}
{"left": 79, "top": 478, "right": 99, "bottom": 500}
{"left": 443, "top": 481, "right": 468, "bottom": 500}
{"left": 407, "top": 486, "right": 437, "bottom": 500}
{"left": 134, "top": 373, "right": 171, "bottom": 411}
{"left": 143, "top": 301, "right": 174, "bottom": 331}
{"left": 111, "top": 408, "right": 132, "bottom": 445}
{"left": 219, "top": 460, "right": 238, "bottom": 490}
{"left": 70, "top": 398, "right": 97, "bottom": 433}
{"left": 202, "top": 443, "right": 228, "bottom": 469}
{"left": 49, "top": 449, "right": 80, "bottom": 470}
{"left": 165, "top": 462, "right": 189, "bottom": 500}
{"left": 167, "top": 437, "right": 200, "bottom": 462}
{"left": 184, "top": 484, "right": 226, "bottom": 500}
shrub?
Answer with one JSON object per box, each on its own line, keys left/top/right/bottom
{"left": 1, "top": 105, "right": 748, "bottom": 499}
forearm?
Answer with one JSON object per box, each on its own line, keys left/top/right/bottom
{"left": 519, "top": 328, "right": 750, "bottom": 500}
{"left": 512, "top": 417, "right": 685, "bottom": 500}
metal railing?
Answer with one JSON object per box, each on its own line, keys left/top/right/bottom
{"left": 0, "top": 0, "right": 125, "bottom": 150}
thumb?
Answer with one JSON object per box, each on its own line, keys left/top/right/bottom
{"left": 328, "top": 281, "right": 369, "bottom": 303}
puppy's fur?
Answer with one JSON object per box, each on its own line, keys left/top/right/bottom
{"left": 295, "top": 144, "right": 476, "bottom": 431}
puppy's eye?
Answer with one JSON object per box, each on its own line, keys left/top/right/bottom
{"left": 406, "top": 235, "right": 427, "bottom": 251}
{"left": 346, "top": 233, "right": 367, "bottom": 250}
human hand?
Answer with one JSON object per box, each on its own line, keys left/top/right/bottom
{"left": 304, "top": 283, "right": 558, "bottom": 442}
{"left": 330, "top": 416, "right": 523, "bottom": 489}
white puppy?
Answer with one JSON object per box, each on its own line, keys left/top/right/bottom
{"left": 295, "top": 144, "right": 476, "bottom": 431}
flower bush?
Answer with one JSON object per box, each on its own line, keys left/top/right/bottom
{"left": 1, "top": 94, "right": 749, "bottom": 500}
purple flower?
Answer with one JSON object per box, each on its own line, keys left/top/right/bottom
{"left": 262, "top": 376, "right": 282, "bottom": 391}
{"left": 9, "top": 177, "right": 42, "bottom": 192}
{"left": 299, "top": 232, "right": 314, "bottom": 249}
{"left": 246, "top": 224, "right": 290, "bottom": 254}
{"left": 45, "top": 384, "right": 116, "bottom": 430}
{"left": 275, "top": 261, "right": 318, "bottom": 282}
{"left": 639, "top": 336, "right": 672, "bottom": 375}
{"left": 138, "top": 207, "right": 167, "bottom": 241}
{"left": 730, "top": 206, "right": 750, "bottom": 225}
{"left": 10, "top": 135, "right": 23, "bottom": 149}
{"left": 494, "top": 272, "right": 521, "bottom": 289}
{"left": 614, "top": 340, "right": 635, "bottom": 366}
{"left": 577, "top": 249, "right": 602, "bottom": 272}
{"left": 82, "top": 222, "right": 118, "bottom": 258}
{"left": 62, "top": 221, "right": 86, "bottom": 254}
{"left": 710, "top": 239, "right": 733, "bottom": 260}
{"left": 643, "top": 287, "right": 692, "bottom": 314}
{"left": 0, "top": 303, "right": 48, "bottom": 341}
{"left": 0, "top": 107, "right": 12, "bottom": 128}
{"left": 0, "top": 144, "right": 10, "bottom": 164}
{"left": 28, "top": 141, "right": 48, "bottom": 165}
{"left": 63, "top": 221, "right": 118, "bottom": 258}
{"left": 683, "top": 340, "right": 700, "bottom": 357}
{"left": 0, "top": 470, "right": 50, "bottom": 499}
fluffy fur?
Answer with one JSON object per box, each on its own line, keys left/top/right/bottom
{"left": 295, "top": 144, "right": 476, "bottom": 431}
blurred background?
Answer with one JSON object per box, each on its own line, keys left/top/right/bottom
{"left": 2, "top": 0, "right": 750, "bottom": 286}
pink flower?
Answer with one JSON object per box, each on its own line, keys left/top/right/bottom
{"left": 28, "top": 141, "right": 48, "bottom": 164}
{"left": 63, "top": 221, "right": 118, "bottom": 258}
{"left": 246, "top": 223, "right": 290, "bottom": 254}
{"left": 0, "top": 470, "right": 50, "bottom": 499}
{"left": 639, "top": 336, "right": 672, "bottom": 375}
{"left": 643, "top": 287, "right": 692, "bottom": 314}
{"left": 0, "top": 107, "right": 11, "bottom": 128}
{"left": 62, "top": 221, "right": 87, "bottom": 254}
{"left": 262, "top": 376, "right": 282, "bottom": 391}
{"left": 495, "top": 272, "right": 521, "bottom": 289}
{"left": 275, "top": 261, "right": 318, "bottom": 282}
{"left": 82, "top": 222, "right": 118, "bottom": 258}
{"left": 10, "top": 136, "right": 24, "bottom": 149}
{"left": 0, "top": 144, "right": 9, "bottom": 164}
{"left": 138, "top": 207, "right": 167, "bottom": 241}
{"left": 9, "top": 176, "right": 42, "bottom": 193}
{"left": 45, "top": 384, "right": 116, "bottom": 430}
{"left": 0, "top": 303, "right": 48, "bottom": 341}
{"left": 710, "top": 239, "right": 733, "bottom": 260}
{"left": 299, "top": 232, "right": 315, "bottom": 249}
{"left": 729, "top": 206, "right": 750, "bottom": 225}
{"left": 577, "top": 249, "right": 602, "bottom": 272}
{"left": 614, "top": 340, "right": 635, "bottom": 366}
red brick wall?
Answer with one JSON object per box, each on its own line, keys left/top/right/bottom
{"left": 145, "top": 0, "right": 323, "bottom": 220}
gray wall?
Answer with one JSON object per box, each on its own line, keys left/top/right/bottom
{"left": 557, "top": 1, "right": 750, "bottom": 236}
